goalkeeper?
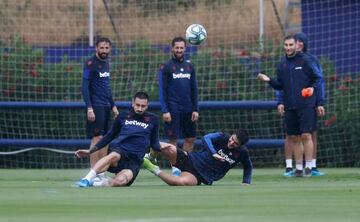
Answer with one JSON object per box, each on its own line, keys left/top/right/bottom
{"left": 143, "top": 129, "right": 252, "bottom": 186}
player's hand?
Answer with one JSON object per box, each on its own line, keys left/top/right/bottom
{"left": 87, "top": 108, "right": 95, "bottom": 122}
{"left": 277, "top": 104, "right": 285, "bottom": 116}
{"left": 257, "top": 73, "right": 270, "bottom": 82}
{"left": 191, "top": 111, "right": 199, "bottom": 122}
{"left": 75, "top": 149, "right": 90, "bottom": 158}
{"left": 316, "top": 106, "right": 325, "bottom": 117}
{"left": 112, "top": 106, "right": 119, "bottom": 118}
{"left": 162, "top": 112, "right": 171, "bottom": 123}
{"left": 212, "top": 153, "right": 225, "bottom": 162}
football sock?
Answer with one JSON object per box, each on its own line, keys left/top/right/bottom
{"left": 285, "top": 159, "right": 293, "bottom": 168}
{"left": 84, "top": 169, "right": 96, "bottom": 181}
{"left": 311, "top": 159, "right": 317, "bottom": 168}
{"left": 295, "top": 164, "right": 303, "bottom": 171}
{"left": 305, "top": 161, "right": 312, "bottom": 169}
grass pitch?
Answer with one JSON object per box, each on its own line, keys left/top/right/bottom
{"left": 0, "top": 168, "right": 359, "bottom": 222}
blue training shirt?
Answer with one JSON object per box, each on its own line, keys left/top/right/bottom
{"left": 95, "top": 109, "right": 161, "bottom": 161}
{"left": 275, "top": 52, "right": 326, "bottom": 106}
{"left": 268, "top": 52, "right": 322, "bottom": 110}
{"left": 81, "top": 55, "right": 115, "bottom": 108}
{"left": 158, "top": 57, "right": 199, "bottom": 113}
{"left": 189, "top": 132, "right": 253, "bottom": 185}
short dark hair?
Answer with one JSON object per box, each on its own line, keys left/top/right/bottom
{"left": 283, "top": 34, "right": 295, "bottom": 42}
{"left": 133, "top": 91, "right": 149, "bottom": 101}
{"left": 96, "top": 37, "right": 112, "bottom": 46}
{"left": 171, "top": 36, "right": 187, "bottom": 47}
{"left": 235, "top": 128, "right": 249, "bottom": 145}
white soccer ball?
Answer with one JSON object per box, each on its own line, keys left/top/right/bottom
{"left": 185, "top": 24, "right": 207, "bottom": 45}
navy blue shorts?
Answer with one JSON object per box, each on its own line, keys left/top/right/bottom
{"left": 86, "top": 106, "right": 111, "bottom": 138}
{"left": 174, "top": 149, "right": 206, "bottom": 185}
{"left": 164, "top": 112, "right": 196, "bottom": 140}
{"left": 284, "top": 108, "right": 317, "bottom": 136}
{"left": 107, "top": 148, "right": 142, "bottom": 186}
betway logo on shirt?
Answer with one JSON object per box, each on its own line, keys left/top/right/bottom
{"left": 125, "top": 120, "right": 149, "bottom": 129}
{"left": 99, "top": 72, "right": 110, "bottom": 77}
{"left": 172, "top": 73, "right": 191, "bottom": 79}
{"left": 218, "top": 149, "right": 235, "bottom": 164}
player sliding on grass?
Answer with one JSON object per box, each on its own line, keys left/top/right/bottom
{"left": 143, "top": 129, "right": 253, "bottom": 186}
{"left": 75, "top": 92, "right": 161, "bottom": 187}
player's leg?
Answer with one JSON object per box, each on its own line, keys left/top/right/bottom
{"left": 87, "top": 106, "right": 110, "bottom": 167}
{"left": 181, "top": 112, "right": 197, "bottom": 153}
{"left": 111, "top": 169, "right": 134, "bottom": 187}
{"left": 283, "top": 134, "right": 294, "bottom": 177}
{"left": 285, "top": 110, "right": 303, "bottom": 177}
{"left": 311, "top": 131, "right": 325, "bottom": 176}
{"left": 143, "top": 158, "right": 198, "bottom": 186}
{"left": 299, "top": 107, "right": 317, "bottom": 177}
{"left": 77, "top": 151, "right": 120, "bottom": 187}
{"left": 164, "top": 114, "right": 181, "bottom": 176}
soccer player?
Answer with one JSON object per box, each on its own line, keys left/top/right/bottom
{"left": 257, "top": 35, "right": 323, "bottom": 177}
{"left": 81, "top": 37, "right": 119, "bottom": 182}
{"left": 154, "top": 36, "right": 199, "bottom": 176}
{"left": 143, "top": 129, "right": 252, "bottom": 186}
{"left": 75, "top": 92, "right": 161, "bottom": 187}
{"left": 277, "top": 33, "right": 326, "bottom": 177}
{"left": 158, "top": 36, "right": 199, "bottom": 152}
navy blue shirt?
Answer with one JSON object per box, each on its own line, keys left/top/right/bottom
{"left": 95, "top": 109, "right": 161, "bottom": 161}
{"left": 189, "top": 132, "right": 253, "bottom": 185}
{"left": 275, "top": 52, "right": 326, "bottom": 106}
{"left": 81, "top": 55, "right": 115, "bottom": 108}
{"left": 269, "top": 52, "right": 322, "bottom": 110}
{"left": 158, "top": 57, "right": 199, "bottom": 113}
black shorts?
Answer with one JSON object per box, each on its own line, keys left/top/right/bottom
{"left": 107, "top": 148, "right": 142, "bottom": 186}
{"left": 174, "top": 149, "right": 206, "bottom": 185}
{"left": 86, "top": 106, "right": 111, "bottom": 138}
{"left": 164, "top": 112, "right": 197, "bottom": 140}
{"left": 285, "top": 108, "right": 317, "bottom": 135}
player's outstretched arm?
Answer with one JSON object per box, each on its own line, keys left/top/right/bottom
{"left": 75, "top": 149, "right": 90, "bottom": 158}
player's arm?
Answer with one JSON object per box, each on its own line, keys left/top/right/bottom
{"left": 81, "top": 65, "right": 92, "bottom": 109}
{"left": 190, "top": 65, "right": 199, "bottom": 113}
{"left": 202, "top": 132, "right": 225, "bottom": 161}
{"left": 149, "top": 117, "right": 161, "bottom": 152}
{"left": 258, "top": 65, "right": 283, "bottom": 90}
{"left": 239, "top": 148, "right": 253, "bottom": 185}
{"left": 275, "top": 90, "right": 285, "bottom": 116}
{"left": 75, "top": 115, "right": 122, "bottom": 158}
{"left": 108, "top": 88, "right": 119, "bottom": 118}
{"left": 158, "top": 65, "right": 169, "bottom": 114}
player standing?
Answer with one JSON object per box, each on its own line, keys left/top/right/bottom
{"left": 258, "top": 35, "right": 323, "bottom": 177}
{"left": 277, "top": 33, "right": 326, "bottom": 177}
{"left": 147, "top": 36, "right": 199, "bottom": 176}
{"left": 81, "top": 37, "right": 119, "bottom": 182}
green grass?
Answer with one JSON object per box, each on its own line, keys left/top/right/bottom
{"left": 0, "top": 168, "right": 359, "bottom": 222}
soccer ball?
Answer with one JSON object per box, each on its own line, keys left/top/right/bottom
{"left": 185, "top": 24, "right": 207, "bottom": 45}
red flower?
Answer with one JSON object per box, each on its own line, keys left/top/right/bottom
{"left": 216, "top": 81, "right": 227, "bottom": 90}
{"left": 65, "top": 65, "right": 73, "bottom": 72}
{"left": 31, "top": 70, "right": 40, "bottom": 77}
{"left": 338, "top": 85, "right": 349, "bottom": 91}
{"left": 343, "top": 76, "right": 353, "bottom": 83}
{"left": 324, "top": 115, "right": 337, "bottom": 127}
{"left": 330, "top": 74, "right": 340, "bottom": 82}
